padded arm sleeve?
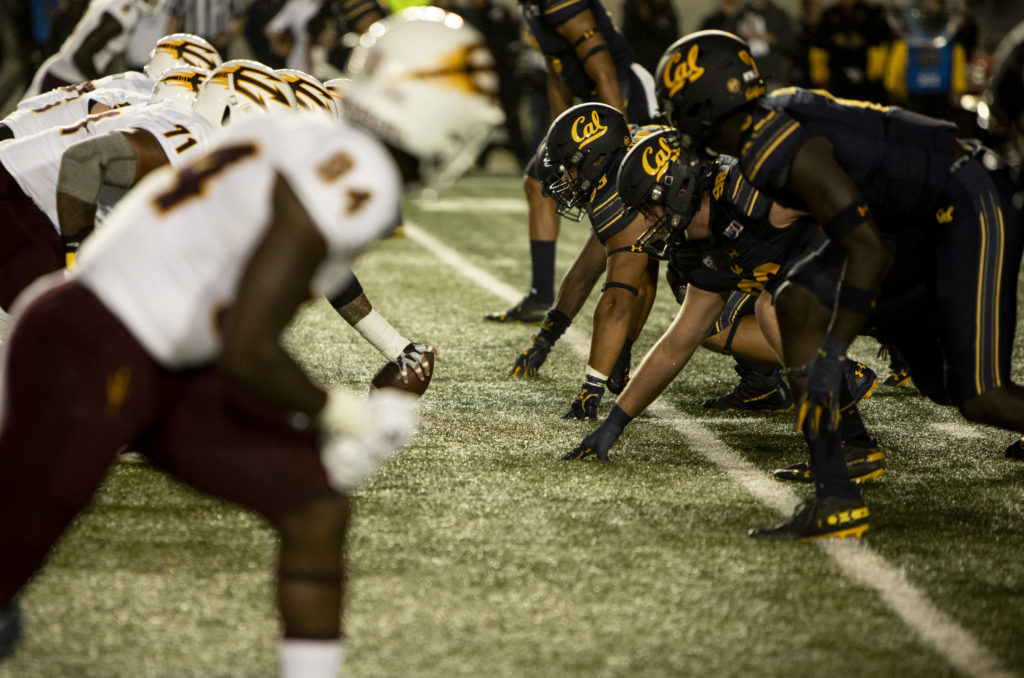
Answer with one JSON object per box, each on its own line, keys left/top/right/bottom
{"left": 57, "top": 132, "right": 137, "bottom": 204}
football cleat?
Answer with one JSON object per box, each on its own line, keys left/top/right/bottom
{"left": 883, "top": 368, "right": 911, "bottom": 388}
{"left": 840, "top": 360, "right": 877, "bottom": 413}
{"left": 703, "top": 364, "right": 793, "bottom": 412}
{"left": 878, "top": 344, "right": 912, "bottom": 388}
{"left": 748, "top": 496, "right": 869, "bottom": 541}
{"left": 773, "top": 441, "right": 886, "bottom": 484}
{"left": 0, "top": 601, "right": 22, "bottom": 662}
{"left": 483, "top": 296, "right": 548, "bottom": 324}
{"left": 1006, "top": 436, "right": 1024, "bottom": 460}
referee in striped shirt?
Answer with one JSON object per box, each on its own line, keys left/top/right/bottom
{"left": 165, "top": 0, "right": 249, "bottom": 58}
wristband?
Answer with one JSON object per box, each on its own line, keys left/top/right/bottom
{"left": 353, "top": 310, "right": 408, "bottom": 361}
{"left": 606, "top": 404, "right": 633, "bottom": 432}
{"left": 823, "top": 199, "right": 872, "bottom": 241}
{"left": 538, "top": 308, "right": 572, "bottom": 344}
{"left": 836, "top": 283, "right": 876, "bottom": 314}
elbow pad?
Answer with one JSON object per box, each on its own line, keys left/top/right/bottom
{"left": 57, "top": 132, "right": 136, "bottom": 204}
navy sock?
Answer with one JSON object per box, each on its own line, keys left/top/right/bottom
{"left": 528, "top": 240, "right": 556, "bottom": 303}
{"left": 811, "top": 429, "right": 860, "bottom": 501}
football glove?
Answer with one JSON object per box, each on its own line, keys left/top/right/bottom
{"left": 396, "top": 342, "right": 435, "bottom": 383}
{"left": 562, "top": 418, "right": 622, "bottom": 461}
{"left": 318, "top": 388, "right": 418, "bottom": 490}
{"left": 509, "top": 335, "right": 552, "bottom": 377}
{"left": 562, "top": 376, "right": 605, "bottom": 420}
{"left": 795, "top": 341, "right": 847, "bottom": 440}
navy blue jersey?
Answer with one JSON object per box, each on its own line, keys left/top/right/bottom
{"left": 670, "top": 158, "right": 826, "bottom": 296}
{"left": 518, "top": 0, "right": 637, "bottom": 101}
{"left": 738, "top": 87, "right": 958, "bottom": 226}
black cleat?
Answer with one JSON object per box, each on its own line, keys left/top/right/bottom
{"left": 703, "top": 364, "right": 793, "bottom": 412}
{"left": 840, "top": 360, "right": 877, "bottom": 413}
{"left": 773, "top": 442, "right": 886, "bottom": 484}
{"left": 483, "top": 296, "right": 549, "bottom": 324}
{"left": 879, "top": 344, "right": 912, "bottom": 388}
{"left": 883, "top": 367, "right": 911, "bottom": 388}
{"left": 748, "top": 496, "right": 869, "bottom": 541}
{"left": 0, "top": 601, "right": 22, "bottom": 662}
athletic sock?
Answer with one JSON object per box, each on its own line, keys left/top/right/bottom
{"left": 528, "top": 240, "right": 556, "bottom": 303}
{"left": 810, "top": 430, "right": 861, "bottom": 501}
{"left": 280, "top": 638, "right": 344, "bottom": 678}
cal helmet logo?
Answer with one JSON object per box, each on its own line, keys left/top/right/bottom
{"left": 158, "top": 38, "right": 220, "bottom": 70}
{"left": 572, "top": 109, "right": 608, "bottom": 149}
{"left": 640, "top": 136, "right": 680, "bottom": 182}
{"left": 663, "top": 44, "right": 705, "bottom": 97}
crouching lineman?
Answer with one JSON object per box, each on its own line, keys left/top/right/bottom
{"left": 563, "top": 130, "right": 881, "bottom": 487}
{"left": 511, "top": 103, "right": 662, "bottom": 418}
{"left": 0, "top": 9, "right": 503, "bottom": 676}
{"left": 655, "top": 30, "right": 1023, "bottom": 539}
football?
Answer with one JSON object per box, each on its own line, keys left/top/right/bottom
{"left": 370, "top": 352, "right": 434, "bottom": 397}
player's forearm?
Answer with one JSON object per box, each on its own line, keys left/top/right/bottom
{"left": 552, "top": 236, "right": 605, "bottom": 319}
{"left": 56, "top": 193, "right": 97, "bottom": 247}
{"left": 587, "top": 52, "right": 627, "bottom": 116}
{"left": 615, "top": 325, "right": 701, "bottom": 417}
{"left": 830, "top": 223, "right": 889, "bottom": 344}
{"left": 220, "top": 343, "right": 328, "bottom": 418}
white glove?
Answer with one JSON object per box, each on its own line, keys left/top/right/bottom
{"left": 318, "top": 387, "right": 418, "bottom": 490}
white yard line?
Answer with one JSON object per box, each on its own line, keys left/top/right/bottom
{"left": 405, "top": 221, "right": 1019, "bottom": 678}
{"left": 411, "top": 197, "right": 528, "bottom": 213}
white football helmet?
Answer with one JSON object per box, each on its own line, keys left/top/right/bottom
{"left": 275, "top": 69, "right": 337, "bottom": 118}
{"left": 193, "top": 60, "right": 297, "bottom": 129}
{"left": 145, "top": 33, "right": 222, "bottom": 80}
{"left": 150, "top": 65, "right": 208, "bottom": 107}
{"left": 342, "top": 7, "right": 504, "bottom": 190}
{"left": 323, "top": 78, "right": 350, "bottom": 121}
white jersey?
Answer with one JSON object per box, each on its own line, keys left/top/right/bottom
{"left": 17, "top": 71, "right": 153, "bottom": 112}
{"left": 25, "top": 0, "right": 141, "bottom": 97}
{"left": 76, "top": 114, "right": 402, "bottom": 367}
{"left": 3, "top": 88, "right": 150, "bottom": 139}
{"left": 0, "top": 101, "right": 215, "bottom": 229}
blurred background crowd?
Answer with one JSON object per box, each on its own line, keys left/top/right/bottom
{"left": 2, "top": 0, "right": 1022, "bottom": 166}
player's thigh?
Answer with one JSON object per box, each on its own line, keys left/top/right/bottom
{"left": 933, "top": 161, "right": 1024, "bottom": 402}
{"left": 0, "top": 280, "right": 177, "bottom": 509}
{"left": 142, "top": 368, "right": 338, "bottom": 524}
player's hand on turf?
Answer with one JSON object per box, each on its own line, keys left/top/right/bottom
{"left": 562, "top": 417, "right": 623, "bottom": 461}
{"left": 319, "top": 388, "right": 418, "bottom": 490}
{"left": 509, "top": 335, "right": 552, "bottom": 377}
{"left": 795, "top": 350, "right": 845, "bottom": 440}
{"left": 396, "top": 342, "right": 436, "bottom": 383}
{"left": 562, "top": 378, "right": 605, "bottom": 420}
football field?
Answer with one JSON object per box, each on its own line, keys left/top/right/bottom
{"left": 2, "top": 165, "right": 1023, "bottom": 678}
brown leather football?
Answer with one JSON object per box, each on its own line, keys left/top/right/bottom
{"left": 369, "top": 351, "right": 434, "bottom": 396}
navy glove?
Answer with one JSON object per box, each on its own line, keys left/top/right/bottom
{"left": 562, "top": 405, "right": 633, "bottom": 461}
{"left": 509, "top": 335, "right": 552, "bottom": 377}
{"left": 562, "top": 375, "right": 606, "bottom": 420}
{"left": 795, "top": 336, "right": 849, "bottom": 440}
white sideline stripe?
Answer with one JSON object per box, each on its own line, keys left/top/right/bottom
{"left": 404, "top": 222, "right": 1018, "bottom": 678}
{"left": 928, "top": 422, "right": 985, "bottom": 440}
{"left": 412, "top": 198, "right": 528, "bottom": 213}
